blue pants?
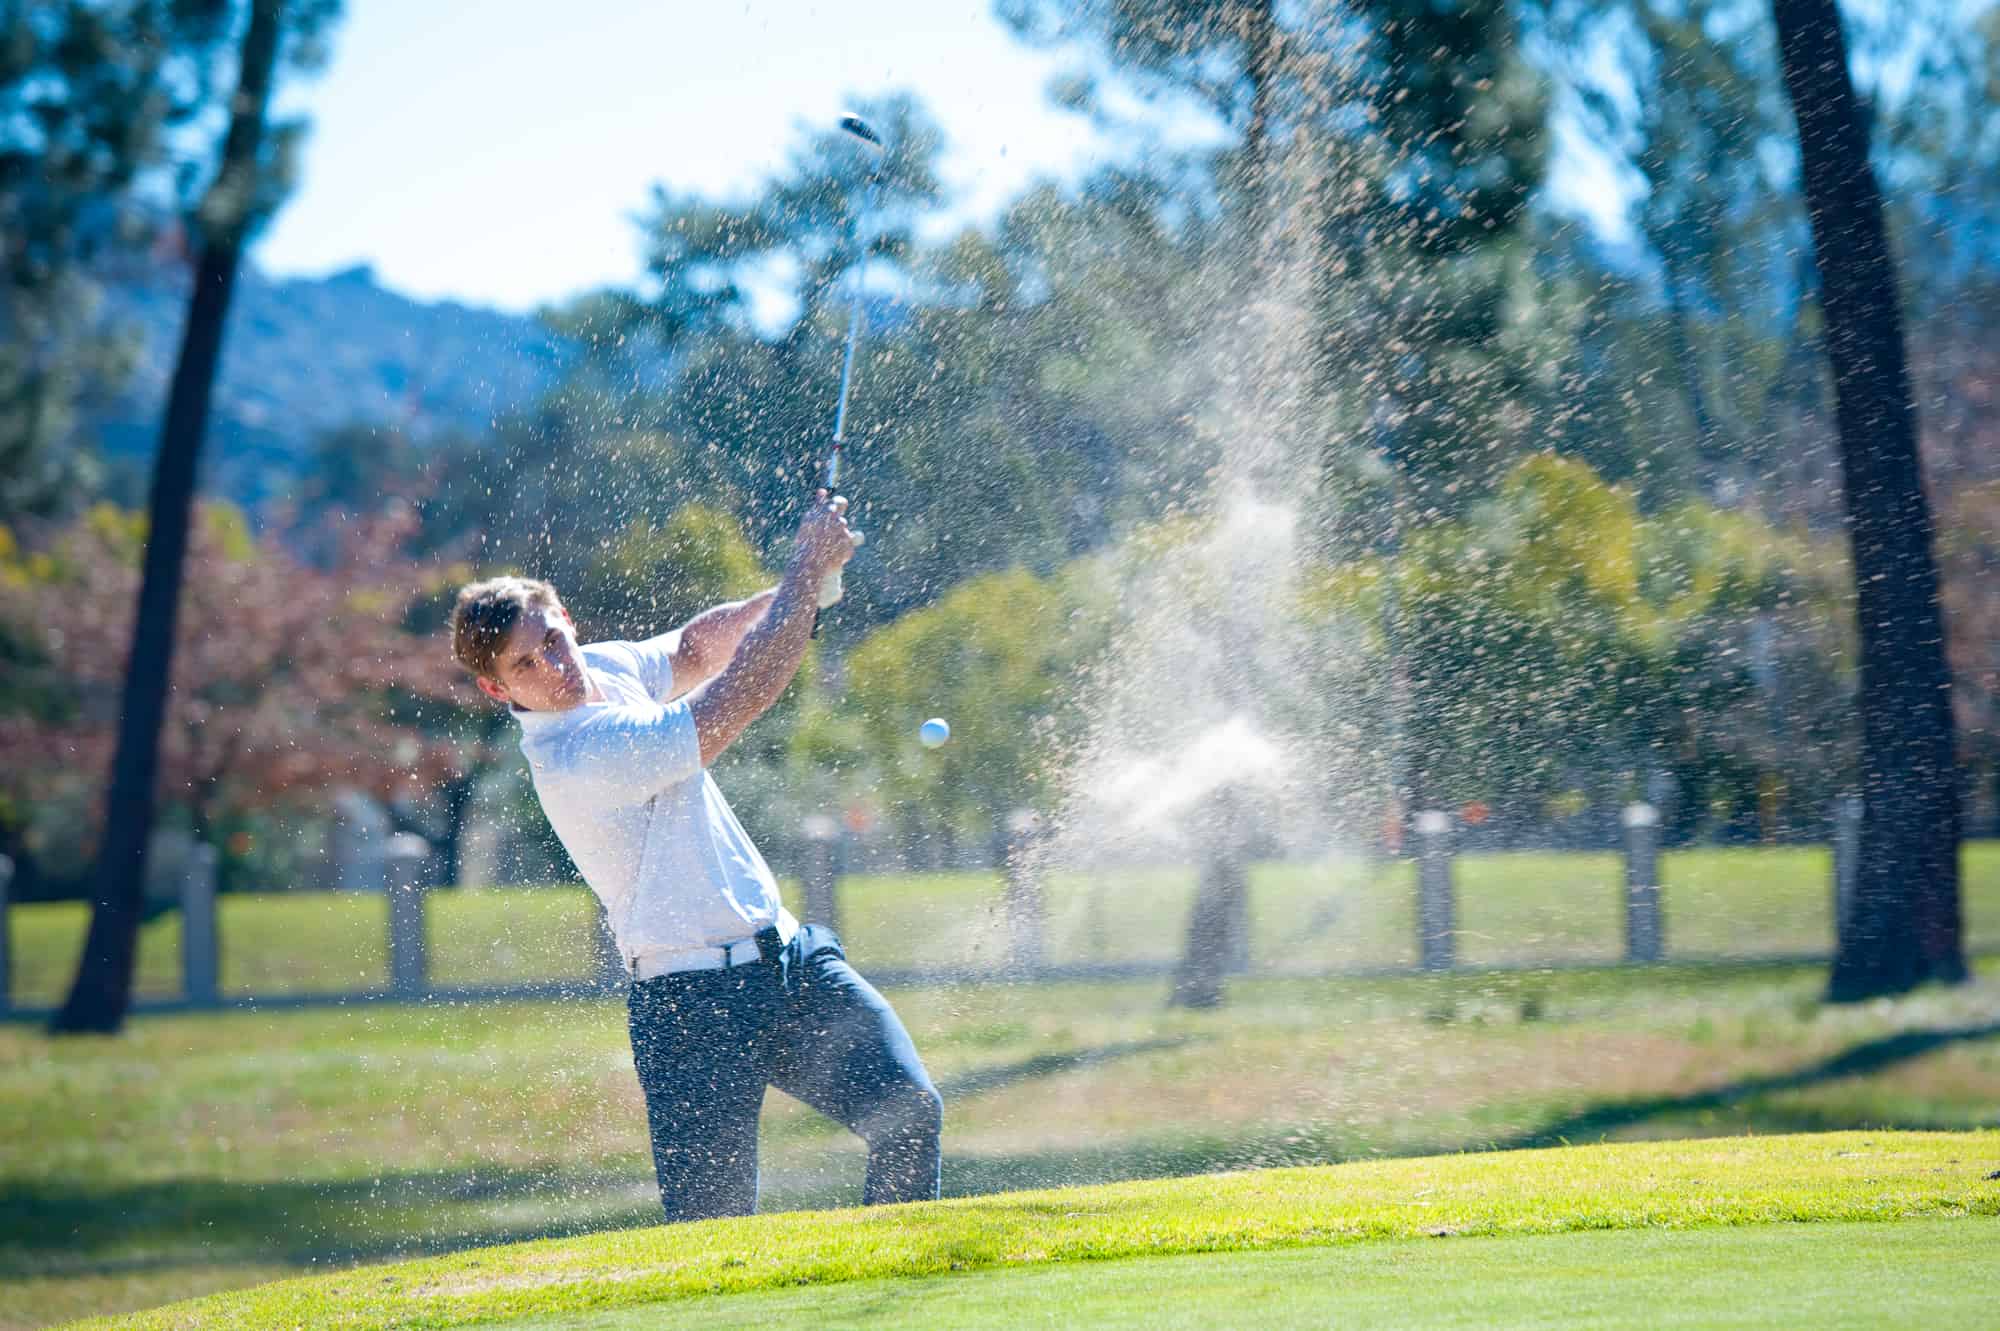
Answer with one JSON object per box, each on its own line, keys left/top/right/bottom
{"left": 626, "top": 923, "right": 942, "bottom": 1223}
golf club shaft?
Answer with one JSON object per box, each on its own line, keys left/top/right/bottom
{"left": 832, "top": 288, "right": 865, "bottom": 453}
{"left": 818, "top": 125, "right": 883, "bottom": 616}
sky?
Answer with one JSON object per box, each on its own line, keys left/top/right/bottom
{"left": 256, "top": 0, "right": 1631, "bottom": 313}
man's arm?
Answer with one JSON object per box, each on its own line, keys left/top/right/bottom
{"left": 686, "top": 497, "right": 852, "bottom": 767}
{"left": 665, "top": 589, "right": 777, "bottom": 698}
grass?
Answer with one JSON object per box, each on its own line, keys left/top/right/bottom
{"left": 504, "top": 1219, "right": 2000, "bottom": 1330}
{"left": 6, "top": 957, "right": 2000, "bottom": 1327}
{"left": 50, "top": 1132, "right": 2000, "bottom": 1330}
{"left": 8, "top": 842, "right": 1999, "bottom": 1005}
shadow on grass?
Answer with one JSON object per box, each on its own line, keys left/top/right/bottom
{"left": 936, "top": 1038, "right": 1191, "bottom": 1100}
{"left": 0, "top": 1039, "right": 1196, "bottom": 1283}
{"left": 0, "top": 1162, "right": 660, "bottom": 1279}
{"left": 1502, "top": 1021, "right": 2000, "bottom": 1149}
{"left": 944, "top": 1022, "right": 2000, "bottom": 1197}
{"left": 7, "top": 1023, "right": 1994, "bottom": 1286}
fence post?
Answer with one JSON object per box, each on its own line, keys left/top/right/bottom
{"left": 181, "top": 842, "right": 220, "bottom": 1006}
{"left": 592, "top": 896, "right": 625, "bottom": 993}
{"left": 800, "top": 816, "right": 843, "bottom": 935}
{"left": 1621, "top": 802, "right": 1663, "bottom": 963}
{"left": 1002, "top": 808, "right": 1046, "bottom": 976}
{"left": 1415, "top": 810, "right": 1455, "bottom": 972}
{"left": 0, "top": 854, "right": 12, "bottom": 1016}
{"left": 385, "top": 833, "right": 430, "bottom": 998}
{"left": 1832, "top": 794, "right": 1862, "bottom": 942}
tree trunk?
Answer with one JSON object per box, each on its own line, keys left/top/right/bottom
{"left": 1170, "top": 787, "right": 1251, "bottom": 1009}
{"left": 1769, "top": 0, "right": 1963, "bottom": 1001}
{"left": 435, "top": 774, "right": 476, "bottom": 887}
{"left": 52, "top": 0, "right": 286, "bottom": 1035}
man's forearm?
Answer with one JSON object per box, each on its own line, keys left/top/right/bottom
{"left": 687, "top": 570, "right": 819, "bottom": 766}
{"left": 678, "top": 588, "right": 778, "bottom": 684}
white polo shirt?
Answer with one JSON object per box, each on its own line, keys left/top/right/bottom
{"left": 513, "top": 635, "right": 785, "bottom": 964}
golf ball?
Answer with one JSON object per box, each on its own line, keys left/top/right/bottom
{"left": 919, "top": 717, "right": 951, "bottom": 748}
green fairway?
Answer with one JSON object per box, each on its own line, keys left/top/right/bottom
{"left": 503, "top": 1217, "right": 1999, "bottom": 1331}
{"left": 8, "top": 842, "right": 1999, "bottom": 1005}
{"left": 56, "top": 1132, "right": 2000, "bottom": 1331}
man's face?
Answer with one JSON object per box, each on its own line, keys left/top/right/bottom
{"left": 476, "top": 604, "right": 592, "bottom": 712}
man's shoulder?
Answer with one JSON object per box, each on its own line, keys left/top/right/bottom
{"left": 588, "top": 634, "right": 680, "bottom": 701}
{"left": 582, "top": 640, "right": 641, "bottom": 672}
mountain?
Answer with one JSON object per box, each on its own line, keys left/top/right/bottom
{"left": 90, "top": 260, "right": 574, "bottom": 509}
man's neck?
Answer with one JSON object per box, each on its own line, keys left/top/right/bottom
{"left": 511, "top": 673, "right": 604, "bottom": 714}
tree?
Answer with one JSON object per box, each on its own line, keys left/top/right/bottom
{"left": 997, "top": 0, "right": 1289, "bottom": 190}
{"left": 54, "top": 0, "right": 342, "bottom": 1034}
{"left": 0, "top": 502, "right": 460, "bottom": 900}
{"left": 1309, "top": 0, "right": 1553, "bottom": 531}
{"left": 824, "top": 568, "right": 1096, "bottom": 856}
{"left": 0, "top": 1, "right": 241, "bottom": 521}
{"left": 1312, "top": 453, "right": 1847, "bottom": 838}
{"left": 1770, "top": 0, "right": 1963, "bottom": 999}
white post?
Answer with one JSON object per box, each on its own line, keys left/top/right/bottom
{"left": 384, "top": 833, "right": 430, "bottom": 998}
{"left": 1415, "top": 809, "right": 1455, "bottom": 972}
{"left": 1832, "top": 794, "right": 1863, "bottom": 942}
{"left": 592, "top": 895, "right": 625, "bottom": 992}
{"left": 1622, "top": 802, "right": 1663, "bottom": 963}
{"left": 1003, "top": 808, "right": 1046, "bottom": 976}
{"left": 181, "top": 842, "right": 220, "bottom": 1006}
{"left": 0, "top": 854, "right": 13, "bottom": 1015}
{"left": 800, "top": 815, "right": 843, "bottom": 934}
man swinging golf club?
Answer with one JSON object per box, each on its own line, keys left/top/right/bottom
{"left": 448, "top": 492, "right": 941, "bottom": 1222}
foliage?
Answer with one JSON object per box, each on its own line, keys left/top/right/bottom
{"left": 573, "top": 502, "right": 771, "bottom": 643}
{"left": 0, "top": 503, "right": 463, "bottom": 894}
{"left": 1306, "top": 453, "right": 1847, "bottom": 832}
{"left": 0, "top": 1, "right": 343, "bottom": 525}
{"left": 0, "top": 1, "right": 230, "bottom": 520}
{"left": 812, "top": 567, "right": 1100, "bottom": 845}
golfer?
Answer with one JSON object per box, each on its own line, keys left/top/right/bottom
{"left": 449, "top": 494, "right": 941, "bottom": 1222}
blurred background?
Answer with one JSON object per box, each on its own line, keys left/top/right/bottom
{"left": 3, "top": 0, "right": 1998, "bottom": 1325}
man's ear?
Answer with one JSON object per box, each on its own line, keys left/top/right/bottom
{"left": 475, "top": 674, "right": 511, "bottom": 705}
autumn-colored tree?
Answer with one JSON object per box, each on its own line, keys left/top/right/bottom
{"left": 0, "top": 502, "right": 464, "bottom": 901}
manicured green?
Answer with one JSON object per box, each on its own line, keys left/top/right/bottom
{"left": 57, "top": 1132, "right": 2000, "bottom": 1331}
{"left": 12, "top": 843, "right": 1995, "bottom": 1005}
{"left": 511, "top": 1216, "right": 2000, "bottom": 1331}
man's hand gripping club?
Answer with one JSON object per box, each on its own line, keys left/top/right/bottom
{"left": 687, "top": 493, "right": 856, "bottom": 768}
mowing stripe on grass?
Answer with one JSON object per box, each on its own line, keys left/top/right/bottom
{"left": 502, "top": 1217, "right": 2000, "bottom": 1331}
{"left": 64, "top": 1131, "right": 2000, "bottom": 1331}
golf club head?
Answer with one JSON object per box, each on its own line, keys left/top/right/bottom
{"left": 838, "top": 113, "right": 886, "bottom": 153}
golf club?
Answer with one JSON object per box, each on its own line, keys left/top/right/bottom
{"left": 817, "top": 112, "right": 885, "bottom": 616}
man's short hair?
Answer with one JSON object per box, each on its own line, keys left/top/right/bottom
{"left": 450, "top": 575, "right": 561, "bottom": 681}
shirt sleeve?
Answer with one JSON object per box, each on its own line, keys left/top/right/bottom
{"left": 625, "top": 632, "right": 681, "bottom": 701}
{"left": 542, "top": 700, "right": 703, "bottom": 804}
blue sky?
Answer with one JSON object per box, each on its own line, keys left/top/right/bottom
{"left": 257, "top": 0, "right": 1629, "bottom": 312}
